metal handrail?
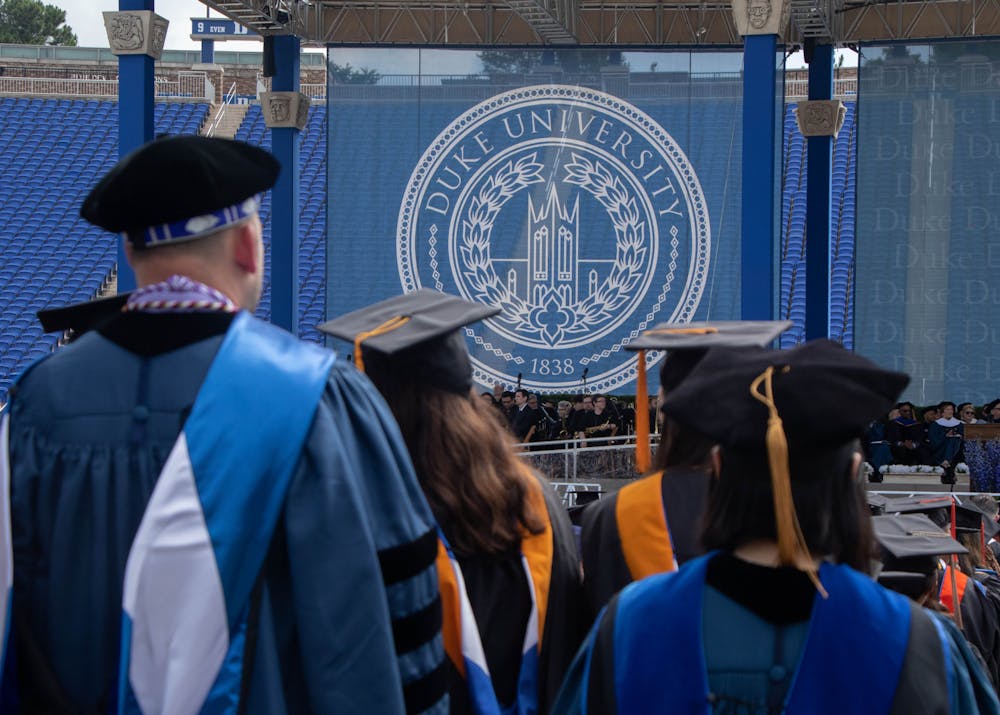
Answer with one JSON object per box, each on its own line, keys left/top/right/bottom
{"left": 0, "top": 72, "right": 211, "bottom": 100}
{"left": 206, "top": 82, "right": 238, "bottom": 137}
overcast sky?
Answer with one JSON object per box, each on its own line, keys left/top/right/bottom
{"left": 63, "top": 1, "right": 260, "bottom": 51}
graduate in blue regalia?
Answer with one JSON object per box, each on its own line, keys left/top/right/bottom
{"left": 578, "top": 320, "right": 790, "bottom": 620}
{"left": 320, "top": 290, "right": 587, "bottom": 715}
{"left": 0, "top": 136, "right": 446, "bottom": 714}
{"left": 930, "top": 401, "right": 965, "bottom": 483}
{"left": 553, "top": 339, "right": 1000, "bottom": 715}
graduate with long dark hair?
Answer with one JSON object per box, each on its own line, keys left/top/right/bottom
{"left": 321, "top": 290, "right": 585, "bottom": 715}
{"left": 578, "top": 321, "right": 789, "bottom": 616}
{"left": 555, "top": 340, "right": 999, "bottom": 715}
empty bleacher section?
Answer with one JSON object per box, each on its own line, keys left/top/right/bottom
{"left": 0, "top": 99, "right": 208, "bottom": 402}
{"left": 232, "top": 103, "right": 327, "bottom": 344}
{"left": 779, "top": 101, "right": 857, "bottom": 349}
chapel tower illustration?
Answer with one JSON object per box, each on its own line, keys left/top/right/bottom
{"left": 526, "top": 184, "right": 580, "bottom": 304}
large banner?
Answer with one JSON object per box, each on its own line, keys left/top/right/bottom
{"left": 856, "top": 42, "right": 1000, "bottom": 406}
{"left": 327, "top": 49, "right": 745, "bottom": 394}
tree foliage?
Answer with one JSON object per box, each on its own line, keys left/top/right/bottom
{"left": 477, "top": 49, "right": 621, "bottom": 77}
{"left": 0, "top": 0, "right": 77, "bottom": 46}
{"left": 330, "top": 62, "right": 379, "bottom": 85}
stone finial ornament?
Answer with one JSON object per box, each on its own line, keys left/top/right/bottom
{"left": 261, "top": 92, "right": 311, "bottom": 130}
{"left": 795, "top": 100, "right": 847, "bottom": 137}
{"left": 103, "top": 11, "right": 168, "bottom": 60}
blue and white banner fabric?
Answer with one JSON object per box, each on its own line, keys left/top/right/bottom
{"left": 445, "top": 544, "right": 541, "bottom": 715}
{"left": 0, "top": 414, "right": 12, "bottom": 681}
{"left": 119, "top": 312, "right": 334, "bottom": 714}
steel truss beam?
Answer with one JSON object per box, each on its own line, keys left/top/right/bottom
{"left": 202, "top": 0, "right": 1000, "bottom": 45}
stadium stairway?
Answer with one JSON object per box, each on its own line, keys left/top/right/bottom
{"left": 201, "top": 102, "right": 250, "bottom": 139}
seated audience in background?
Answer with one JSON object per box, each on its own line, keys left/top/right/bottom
{"left": 320, "top": 290, "right": 586, "bottom": 715}
{"left": 554, "top": 339, "right": 1000, "bottom": 715}
{"left": 931, "top": 401, "right": 964, "bottom": 483}
{"left": 987, "top": 400, "right": 1000, "bottom": 424}
{"left": 961, "top": 402, "right": 986, "bottom": 424}
{"left": 885, "top": 401, "right": 933, "bottom": 466}
{"left": 865, "top": 410, "right": 895, "bottom": 476}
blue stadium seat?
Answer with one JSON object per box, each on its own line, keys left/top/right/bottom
{"left": 0, "top": 98, "right": 210, "bottom": 400}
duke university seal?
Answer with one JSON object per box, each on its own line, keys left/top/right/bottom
{"left": 398, "top": 85, "right": 710, "bottom": 393}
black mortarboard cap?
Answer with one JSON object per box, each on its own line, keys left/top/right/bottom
{"left": 873, "top": 514, "right": 968, "bottom": 560}
{"left": 866, "top": 492, "right": 890, "bottom": 516}
{"left": 662, "top": 339, "right": 910, "bottom": 453}
{"left": 881, "top": 495, "right": 997, "bottom": 537}
{"left": 317, "top": 289, "right": 500, "bottom": 395}
{"left": 873, "top": 514, "right": 966, "bottom": 601}
{"left": 961, "top": 499, "right": 1000, "bottom": 539}
{"left": 626, "top": 320, "right": 793, "bottom": 353}
{"left": 659, "top": 339, "right": 908, "bottom": 587}
{"left": 877, "top": 572, "right": 937, "bottom": 600}
{"left": 624, "top": 320, "right": 791, "bottom": 472}
{"left": 37, "top": 293, "right": 129, "bottom": 338}
{"left": 81, "top": 136, "right": 280, "bottom": 248}
{"left": 881, "top": 495, "right": 955, "bottom": 520}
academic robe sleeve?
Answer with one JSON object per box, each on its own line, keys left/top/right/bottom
{"left": 929, "top": 612, "right": 1000, "bottom": 715}
{"left": 951, "top": 579, "right": 1000, "bottom": 692}
{"left": 579, "top": 494, "right": 633, "bottom": 620}
{"left": 538, "top": 476, "right": 588, "bottom": 713}
{"left": 282, "top": 360, "right": 446, "bottom": 715}
{"left": 550, "top": 597, "right": 619, "bottom": 715}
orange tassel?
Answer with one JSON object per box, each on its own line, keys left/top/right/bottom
{"left": 635, "top": 350, "right": 651, "bottom": 474}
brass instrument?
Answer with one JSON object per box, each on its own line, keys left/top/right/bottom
{"left": 583, "top": 421, "right": 618, "bottom": 437}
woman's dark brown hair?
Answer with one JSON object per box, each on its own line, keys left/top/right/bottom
{"left": 381, "top": 381, "right": 545, "bottom": 557}
{"left": 652, "top": 418, "right": 715, "bottom": 472}
{"left": 701, "top": 439, "right": 874, "bottom": 573}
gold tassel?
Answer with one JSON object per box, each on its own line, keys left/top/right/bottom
{"left": 635, "top": 350, "right": 651, "bottom": 474}
{"left": 645, "top": 327, "right": 719, "bottom": 336}
{"left": 750, "top": 366, "right": 828, "bottom": 598}
{"left": 353, "top": 315, "right": 410, "bottom": 372}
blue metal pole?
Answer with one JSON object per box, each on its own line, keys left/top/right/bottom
{"left": 116, "top": 0, "right": 156, "bottom": 292}
{"left": 201, "top": 39, "right": 215, "bottom": 64}
{"left": 269, "top": 35, "right": 301, "bottom": 333}
{"left": 805, "top": 44, "right": 834, "bottom": 340}
{"left": 741, "top": 33, "right": 778, "bottom": 320}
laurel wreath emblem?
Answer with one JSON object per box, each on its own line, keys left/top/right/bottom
{"left": 459, "top": 152, "right": 649, "bottom": 346}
